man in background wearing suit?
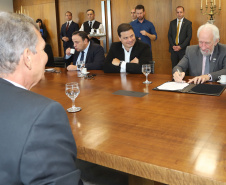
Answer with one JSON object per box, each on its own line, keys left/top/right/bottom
{"left": 130, "top": 8, "right": 137, "bottom": 22}
{"left": 60, "top": 11, "right": 79, "bottom": 55}
{"left": 79, "top": 9, "right": 104, "bottom": 45}
{"left": 0, "top": 12, "right": 82, "bottom": 184}
{"left": 66, "top": 31, "right": 105, "bottom": 70}
{"left": 168, "top": 6, "right": 192, "bottom": 69}
{"left": 104, "top": 23, "right": 152, "bottom": 74}
{"left": 173, "top": 23, "right": 226, "bottom": 84}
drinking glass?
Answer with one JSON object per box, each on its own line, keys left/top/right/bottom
{"left": 77, "top": 61, "right": 85, "bottom": 77}
{"left": 65, "top": 82, "right": 81, "bottom": 112}
{"left": 142, "top": 64, "right": 152, "bottom": 84}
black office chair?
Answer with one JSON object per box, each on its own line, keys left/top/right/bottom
{"left": 149, "top": 61, "right": 155, "bottom": 74}
{"left": 44, "top": 43, "right": 55, "bottom": 67}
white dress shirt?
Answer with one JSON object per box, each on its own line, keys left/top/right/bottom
{"left": 120, "top": 45, "right": 133, "bottom": 73}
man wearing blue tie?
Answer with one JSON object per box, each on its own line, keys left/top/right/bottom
{"left": 66, "top": 31, "right": 105, "bottom": 70}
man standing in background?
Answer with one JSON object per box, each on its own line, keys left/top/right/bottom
{"left": 130, "top": 8, "right": 137, "bottom": 22}
{"left": 168, "top": 6, "right": 192, "bottom": 69}
{"left": 130, "top": 4, "right": 157, "bottom": 60}
{"left": 60, "top": 11, "right": 79, "bottom": 56}
{"left": 79, "top": 9, "right": 104, "bottom": 45}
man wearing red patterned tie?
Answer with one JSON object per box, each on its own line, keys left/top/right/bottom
{"left": 60, "top": 11, "right": 79, "bottom": 58}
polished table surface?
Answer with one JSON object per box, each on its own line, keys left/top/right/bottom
{"left": 32, "top": 68, "right": 226, "bottom": 185}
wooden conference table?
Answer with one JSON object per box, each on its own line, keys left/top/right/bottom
{"left": 32, "top": 68, "right": 226, "bottom": 185}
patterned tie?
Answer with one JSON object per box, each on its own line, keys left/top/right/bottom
{"left": 175, "top": 20, "right": 181, "bottom": 45}
{"left": 80, "top": 51, "right": 85, "bottom": 61}
{"left": 66, "top": 22, "right": 69, "bottom": 31}
{"left": 204, "top": 55, "right": 210, "bottom": 74}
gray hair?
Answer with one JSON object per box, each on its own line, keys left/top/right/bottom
{"left": 197, "top": 23, "right": 220, "bottom": 42}
{"left": 0, "top": 12, "right": 39, "bottom": 74}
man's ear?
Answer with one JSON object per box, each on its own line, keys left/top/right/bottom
{"left": 118, "top": 36, "right": 121, "bottom": 42}
{"left": 23, "top": 48, "right": 32, "bottom": 70}
{"left": 214, "top": 38, "right": 219, "bottom": 46}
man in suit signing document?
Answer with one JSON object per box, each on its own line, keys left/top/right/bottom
{"left": 0, "top": 12, "right": 82, "bottom": 184}
{"left": 173, "top": 23, "right": 226, "bottom": 84}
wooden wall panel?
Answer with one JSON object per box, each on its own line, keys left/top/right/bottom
{"left": 13, "top": 0, "right": 59, "bottom": 57}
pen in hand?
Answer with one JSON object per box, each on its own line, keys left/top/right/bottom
{"left": 177, "top": 69, "right": 181, "bottom": 76}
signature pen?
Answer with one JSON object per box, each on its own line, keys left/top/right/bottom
{"left": 177, "top": 69, "right": 181, "bottom": 76}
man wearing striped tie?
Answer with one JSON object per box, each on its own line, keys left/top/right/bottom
{"left": 168, "top": 6, "right": 192, "bottom": 69}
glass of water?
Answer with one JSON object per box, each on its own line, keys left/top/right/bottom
{"left": 142, "top": 64, "right": 152, "bottom": 84}
{"left": 65, "top": 82, "right": 81, "bottom": 112}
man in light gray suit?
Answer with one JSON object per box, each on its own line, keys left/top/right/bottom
{"left": 173, "top": 23, "right": 226, "bottom": 84}
{"left": 0, "top": 12, "right": 82, "bottom": 184}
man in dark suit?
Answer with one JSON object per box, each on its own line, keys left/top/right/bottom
{"left": 173, "top": 23, "right": 226, "bottom": 84}
{"left": 66, "top": 31, "right": 105, "bottom": 70}
{"left": 79, "top": 9, "right": 104, "bottom": 45}
{"left": 0, "top": 12, "right": 82, "bottom": 184}
{"left": 60, "top": 11, "right": 79, "bottom": 54}
{"left": 104, "top": 23, "right": 152, "bottom": 74}
{"left": 168, "top": 6, "right": 192, "bottom": 69}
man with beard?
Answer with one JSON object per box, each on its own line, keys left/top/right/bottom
{"left": 173, "top": 23, "right": 226, "bottom": 84}
{"left": 130, "top": 4, "right": 157, "bottom": 60}
{"left": 103, "top": 23, "right": 152, "bottom": 74}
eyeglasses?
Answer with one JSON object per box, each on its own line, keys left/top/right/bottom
{"left": 199, "top": 41, "right": 212, "bottom": 46}
{"left": 84, "top": 74, "right": 96, "bottom": 80}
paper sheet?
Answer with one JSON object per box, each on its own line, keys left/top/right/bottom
{"left": 157, "top": 82, "right": 189, "bottom": 91}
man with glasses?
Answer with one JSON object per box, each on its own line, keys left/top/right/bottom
{"left": 173, "top": 23, "right": 226, "bottom": 84}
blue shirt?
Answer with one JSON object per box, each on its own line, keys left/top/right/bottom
{"left": 130, "top": 19, "right": 157, "bottom": 50}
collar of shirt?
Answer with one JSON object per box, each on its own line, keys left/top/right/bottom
{"left": 77, "top": 41, "right": 91, "bottom": 63}
{"left": 3, "top": 78, "right": 27, "bottom": 90}
{"left": 89, "top": 20, "right": 95, "bottom": 27}
{"left": 177, "top": 17, "right": 184, "bottom": 24}
{"left": 136, "top": 18, "right": 146, "bottom": 24}
{"left": 122, "top": 44, "right": 133, "bottom": 62}
{"left": 67, "top": 20, "right": 73, "bottom": 26}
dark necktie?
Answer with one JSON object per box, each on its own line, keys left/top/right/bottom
{"left": 89, "top": 21, "right": 92, "bottom": 29}
{"left": 80, "top": 51, "right": 85, "bottom": 61}
{"left": 204, "top": 55, "right": 210, "bottom": 74}
{"left": 66, "top": 22, "right": 69, "bottom": 31}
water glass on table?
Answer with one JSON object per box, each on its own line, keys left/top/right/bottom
{"left": 65, "top": 82, "right": 81, "bottom": 112}
{"left": 77, "top": 61, "right": 85, "bottom": 77}
{"left": 142, "top": 64, "right": 152, "bottom": 84}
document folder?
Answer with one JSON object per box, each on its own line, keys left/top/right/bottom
{"left": 153, "top": 82, "right": 225, "bottom": 96}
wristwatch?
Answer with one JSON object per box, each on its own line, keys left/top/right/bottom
{"left": 207, "top": 74, "right": 212, "bottom": 81}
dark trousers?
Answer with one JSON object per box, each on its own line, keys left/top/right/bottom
{"left": 170, "top": 49, "right": 186, "bottom": 69}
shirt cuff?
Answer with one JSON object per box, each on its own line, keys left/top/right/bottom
{"left": 65, "top": 54, "right": 72, "bottom": 60}
{"left": 120, "top": 61, "right": 126, "bottom": 73}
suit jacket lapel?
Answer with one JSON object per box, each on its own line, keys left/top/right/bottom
{"left": 86, "top": 43, "right": 92, "bottom": 63}
{"left": 196, "top": 47, "right": 203, "bottom": 75}
{"left": 180, "top": 18, "right": 186, "bottom": 32}
{"left": 209, "top": 44, "right": 219, "bottom": 72}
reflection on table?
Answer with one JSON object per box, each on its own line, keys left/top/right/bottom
{"left": 32, "top": 68, "right": 226, "bottom": 185}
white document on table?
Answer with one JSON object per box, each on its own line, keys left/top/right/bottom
{"left": 157, "top": 82, "right": 189, "bottom": 91}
